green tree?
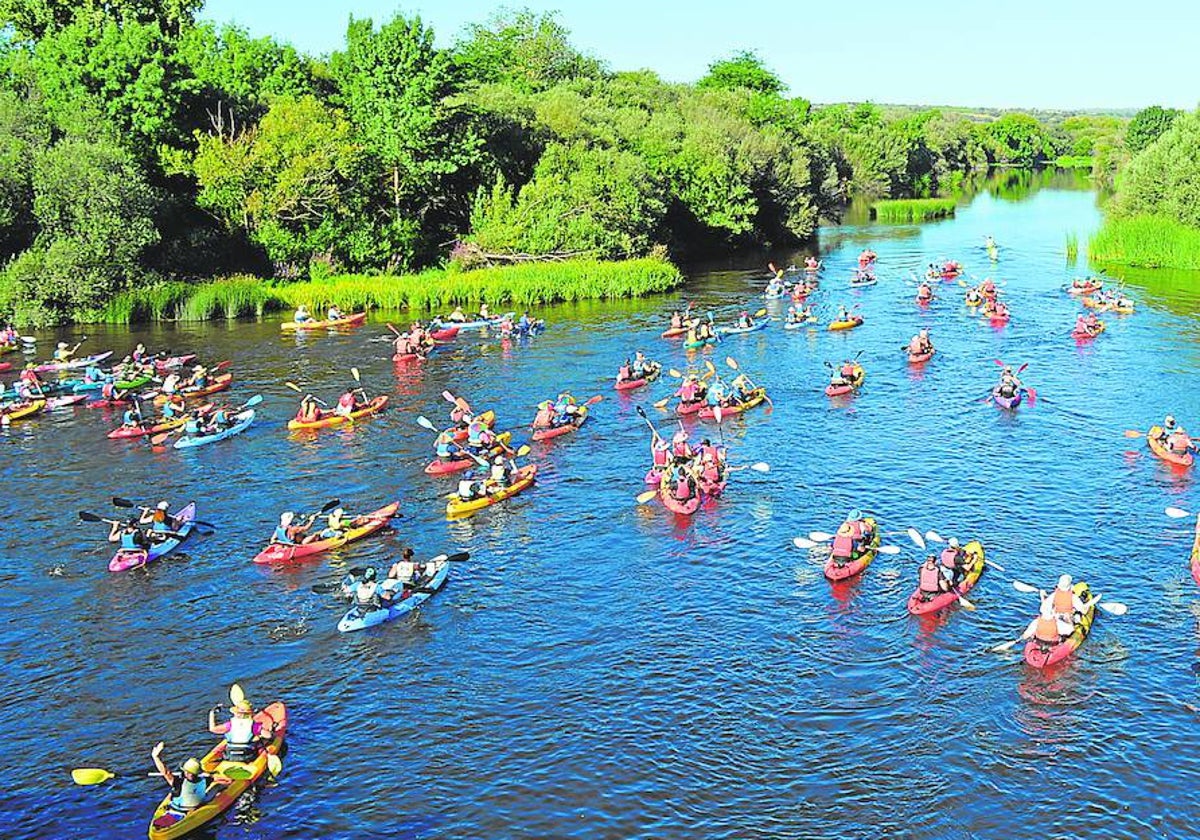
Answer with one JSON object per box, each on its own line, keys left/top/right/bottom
{"left": 455, "top": 9, "right": 603, "bottom": 92}
{"left": 0, "top": 89, "right": 51, "bottom": 257}
{"left": 698, "top": 51, "right": 784, "bottom": 96}
{"left": 984, "top": 113, "right": 1057, "bottom": 166}
{"left": 1126, "top": 105, "right": 1180, "bottom": 154}
{"left": 0, "top": 0, "right": 200, "bottom": 40}
{"left": 1111, "top": 110, "right": 1200, "bottom": 227}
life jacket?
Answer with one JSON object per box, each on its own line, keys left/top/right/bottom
{"left": 672, "top": 440, "right": 691, "bottom": 458}
{"left": 355, "top": 581, "right": 378, "bottom": 608}
{"left": 939, "top": 548, "right": 960, "bottom": 569}
{"left": 919, "top": 563, "right": 942, "bottom": 593}
{"left": 831, "top": 534, "right": 854, "bottom": 559}
{"left": 674, "top": 478, "right": 692, "bottom": 500}
{"left": 701, "top": 444, "right": 720, "bottom": 464}
{"left": 271, "top": 526, "right": 294, "bottom": 545}
{"left": 1052, "top": 588, "right": 1074, "bottom": 613}
{"left": 120, "top": 530, "right": 142, "bottom": 551}
{"left": 652, "top": 442, "right": 669, "bottom": 467}
{"left": 1168, "top": 432, "right": 1191, "bottom": 453}
{"left": 225, "top": 715, "right": 255, "bottom": 747}
{"left": 1034, "top": 617, "right": 1061, "bottom": 643}
{"left": 909, "top": 338, "right": 923, "bottom": 353}
{"left": 618, "top": 365, "right": 632, "bottom": 381}
{"left": 534, "top": 407, "right": 553, "bottom": 427}
{"left": 338, "top": 393, "right": 355, "bottom": 410}
{"left": 679, "top": 383, "right": 696, "bottom": 401}
{"left": 670, "top": 314, "right": 682, "bottom": 328}
{"left": 490, "top": 463, "right": 508, "bottom": 483}
{"left": 840, "top": 364, "right": 855, "bottom": 378}
{"left": 457, "top": 479, "right": 475, "bottom": 498}
{"left": 123, "top": 410, "right": 138, "bottom": 426}
{"left": 173, "top": 775, "right": 208, "bottom": 810}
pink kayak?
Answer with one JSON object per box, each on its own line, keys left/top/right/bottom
{"left": 430, "top": 326, "right": 460, "bottom": 341}
{"left": 676, "top": 400, "right": 705, "bottom": 416}
{"left": 531, "top": 406, "right": 588, "bottom": 441}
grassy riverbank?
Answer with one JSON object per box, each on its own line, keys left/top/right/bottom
{"left": 871, "top": 198, "right": 956, "bottom": 223}
{"left": 1088, "top": 215, "right": 1200, "bottom": 270}
{"left": 97, "top": 258, "right": 684, "bottom": 324}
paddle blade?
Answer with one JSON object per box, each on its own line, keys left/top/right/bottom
{"left": 221, "top": 764, "right": 253, "bottom": 780}
{"left": 907, "top": 528, "right": 926, "bottom": 549}
{"left": 285, "top": 382, "right": 303, "bottom": 393}
{"left": 444, "top": 552, "right": 470, "bottom": 562}
{"left": 749, "top": 462, "right": 770, "bottom": 472}
{"left": 713, "top": 405, "right": 722, "bottom": 424}
{"left": 515, "top": 445, "right": 531, "bottom": 457}
{"left": 351, "top": 367, "right": 360, "bottom": 382}
{"left": 990, "top": 638, "right": 1021, "bottom": 653}
{"left": 1165, "top": 506, "right": 1191, "bottom": 519}
{"left": 243, "top": 394, "right": 264, "bottom": 408}
{"left": 1012, "top": 580, "right": 1039, "bottom": 594}
{"left": 72, "top": 768, "right": 114, "bottom": 786}
{"left": 112, "top": 497, "right": 135, "bottom": 508}
{"left": 441, "top": 390, "right": 456, "bottom": 403}
{"left": 229, "top": 683, "right": 244, "bottom": 706}
{"left": 320, "top": 498, "right": 342, "bottom": 514}
{"left": 704, "top": 361, "right": 716, "bottom": 376}
{"left": 924, "top": 530, "right": 944, "bottom": 544}
{"left": 150, "top": 433, "right": 171, "bottom": 447}
{"left": 808, "top": 531, "right": 834, "bottom": 542}
{"left": 636, "top": 490, "right": 658, "bottom": 505}
{"left": 792, "top": 536, "right": 817, "bottom": 549}
{"left": 416, "top": 415, "right": 437, "bottom": 431}
{"left": 668, "top": 369, "right": 682, "bottom": 379}
{"left": 1099, "top": 601, "right": 1128, "bottom": 616}
{"left": 877, "top": 545, "right": 901, "bottom": 555}
{"left": 267, "top": 753, "right": 283, "bottom": 777}
{"left": 725, "top": 356, "right": 738, "bottom": 370}
{"left": 1123, "top": 429, "right": 1144, "bottom": 438}
{"left": 585, "top": 394, "right": 603, "bottom": 406}
{"left": 653, "top": 397, "right": 671, "bottom": 409}
{"left": 957, "top": 595, "right": 977, "bottom": 611}
{"left": 78, "top": 511, "right": 102, "bottom": 523}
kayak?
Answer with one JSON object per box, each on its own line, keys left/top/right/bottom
{"left": 153, "top": 354, "right": 196, "bottom": 372}
{"left": 658, "top": 473, "right": 701, "bottom": 516}
{"left": 1066, "top": 283, "right": 1102, "bottom": 296}
{"left": 1147, "top": 425, "right": 1194, "bottom": 467}
{"left": 718, "top": 319, "right": 771, "bottom": 336}
{"left": 684, "top": 336, "right": 717, "bottom": 349}
{"left": 828, "top": 316, "right": 863, "bottom": 331}
{"left": 114, "top": 373, "right": 154, "bottom": 391}
{"left": 148, "top": 702, "right": 287, "bottom": 840}
{"left": 1082, "top": 296, "right": 1134, "bottom": 313}
{"left": 252, "top": 502, "right": 399, "bottom": 564}
{"left": 985, "top": 310, "right": 1011, "bottom": 324}
{"left": 442, "top": 311, "right": 515, "bottom": 330}
{"left": 445, "top": 464, "right": 537, "bottom": 517}
{"left": 825, "top": 364, "right": 865, "bottom": 397}
{"left": 109, "top": 502, "right": 196, "bottom": 572}
{"left": 155, "top": 374, "right": 233, "bottom": 405}
{"left": 280, "top": 312, "right": 366, "bottom": 331}
{"left": 907, "top": 348, "right": 934, "bottom": 364}
{"left": 644, "top": 466, "right": 664, "bottom": 485}
{"left": 33, "top": 350, "right": 113, "bottom": 374}
{"left": 286, "top": 395, "right": 389, "bottom": 431}
{"left": 850, "top": 277, "right": 878, "bottom": 288}
{"left": 393, "top": 351, "right": 427, "bottom": 362}
{"left": 424, "top": 432, "right": 513, "bottom": 475}
{"left": 1023, "top": 582, "right": 1095, "bottom": 668}
{"left": 614, "top": 365, "right": 661, "bottom": 391}
{"left": 1191, "top": 514, "right": 1200, "bottom": 587}
{"left": 823, "top": 518, "right": 880, "bottom": 581}
{"left": 661, "top": 326, "right": 688, "bottom": 339}
{"left": 174, "top": 409, "right": 255, "bottom": 449}
{"left": 992, "top": 386, "right": 1023, "bottom": 410}
{"left": 916, "top": 294, "right": 933, "bottom": 306}
{"left": 676, "top": 400, "right": 705, "bottom": 416}
{"left": 1, "top": 400, "right": 45, "bottom": 421}
{"left": 696, "top": 388, "right": 767, "bottom": 419}
{"left": 783, "top": 316, "right": 816, "bottom": 330}
{"left": 430, "top": 326, "right": 460, "bottom": 341}
{"left": 1072, "top": 322, "right": 1105, "bottom": 339}
{"left": 107, "top": 414, "right": 192, "bottom": 439}
{"left": 337, "top": 558, "right": 451, "bottom": 633}
{"left": 532, "top": 406, "right": 588, "bottom": 441}
{"left": 907, "top": 540, "right": 985, "bottom": 616}
{"left": 45, "top": 395, "right": 86, "bottom": 410}
{"left": 0, "top": 362, "right": 9, "bottom": 372}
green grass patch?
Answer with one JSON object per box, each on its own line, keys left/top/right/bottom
{"left": 1089, "top": 214, "right": 1200, "bottom": 269}
{"left": 871, "top": 198, "right": 956, "bottom": 223}
{"left": 1055, "top": 155, "right": 1094, "bottom": 169}
{"left": 1065, "top": 233, "right": 1079, "bottom": 263}
{"left": 87, "top": 258, "right": 684, "bottom": 324}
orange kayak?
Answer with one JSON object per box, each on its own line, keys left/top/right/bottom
{"left": 281, "top": 312, "right": 367, "bottom": 331}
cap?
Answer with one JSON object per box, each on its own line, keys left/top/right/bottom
{"left": 948, "top": 537, "right": 959, "bottom": 548}
{"left": 182, "top": 758, "right": 201, "bottom": 775}
{"left": 280, "top": 512, "right": 294, "bottom": 526}
{"left": 57, "top": 342, "right": 68, "bottom": 349}
{"left": 1057, "top": 574, "right": 1072, "bottom": 591}
{"left": 157, "top": 501, "right": 169, "bottom": 511}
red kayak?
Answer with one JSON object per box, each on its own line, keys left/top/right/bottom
{"left": 531, "top": 406, "right": 588, "bottom": 441}
{"left": 823, "top": 520, "right": 879, "bottom": 581}
{"left": 907, "top": 349, "right": 934, "bottom": 364}
{"left": 430, "top": 326, "right": 460, "bottom": 341}
{"left": 659, "top": 483, "right": 701, "bottom": 515}
{"left": 906, "top": 541, "right": 985, "bottom": 616}
{"left": 393, "top": 352, "right": 426, "bottom": 362}
{"left": 0, "top": 362, "right": 10, "bottom": 373}
{"left": 661, "top": 327, "right": 687, "bottom": 339}
{"left": 615, "top": 366, "right": 661, "bottom": 391}
{"left": 676, "top": 400, "right": 705, "bottom": 416}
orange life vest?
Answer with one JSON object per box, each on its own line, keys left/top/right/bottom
{"left": 1052, "top": 588, "right": 1074, "bottom": 613}
{"left": 1034, "top": 617, "right": 1060, "bottom": 643}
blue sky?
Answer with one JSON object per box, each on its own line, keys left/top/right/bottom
{"left": 200, "top": 0, "right": 1198, "bottom": 110}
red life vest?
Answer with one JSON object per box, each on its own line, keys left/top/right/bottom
{"left": 672, "top": 441, "right": 691, "bottom": 458}
{"left": 1034, "top": 617, "right": 1060, "bottom": 643}
{"left": 338, "top": 393, "right": 355, "bottom": 410}
{"left": 652, "top": 444, "right": 669, "bottom": 467}
{"left": 680, "top": 384, "right": 696, "bottom": 401}
{"left": 840, "top": 365, "right": 855, "bottom": 378}
{"left": 831, "top": 534, "right": 854, "bottom": 559}
{"left": 939, "top": 548, "right": 960, "bottom": 569}
{"left": 919, "top": 563, "right": 942, "bottom": 593}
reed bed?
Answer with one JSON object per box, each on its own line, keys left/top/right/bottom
{"left": 871, "top": 198, "right": 956, "bottom": 223}
{"left": 1089, "top": 215, "right": 1200, "bottom": 270}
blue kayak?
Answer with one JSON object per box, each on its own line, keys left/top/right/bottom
{"left": 174, "top": 409, "right": 255, "bottom": 449}
{"left": 718, "top": 318, "right": 771, "bottom": 336}
{"left": 337, "top": 558, "right": 451, "bottom": 632}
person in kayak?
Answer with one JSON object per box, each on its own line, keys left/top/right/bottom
{"left": 857, "top": 248, "right": 876, "bottom": 267}
{"left": 334, "top": 389, "right": 364, "bottom": 418}
{"left": 736, "top": 311, "right": 755, "bottom": 329}
{"left": 648, "top": 429, "right": 670, "bottom": 477}
{"left": 1074, "top": 313, "right": 1101, "bottom": 336}
{"left": 313, "top": 508, "right": 348, "bottom": 541}
{"left": 939, "top": 537, "right": 968, "bottom": 586}
{"left": 456, "top": 471, "right": 485, "bottom": 501}
{"left": 208, "top": 697, "right": 272, "bottom": 762}
{"left": 666, "top": 460, "right": 698, "bottom": 502}
{"left": 698, "top": 437, "right": 726, "bottom": 490}
{"left": 120, "top": 405, "right": 142, "bottom": 429}
{"left": 343, "top": 566, "right": 383, "bottom": 611}
{"left": 916, "top": 554, "right": 950, "bottom": 598}
{"left": 964, "top": 287, "right": 983, "bottom": 306}
{"left": 270, "top": 511, "right": 312, "bottom": 545}
{"left": 387, "top": 547, "right": 420, "bottom": 586}
{"left": 109, "top": 518, "right": 151, "bottom": 552}
{"left": 447, "top": 306, "right": 467, "bottom": 323}
{"left": 151, "top": 743, "right": 214, "bottom": 812}
{"left": 552, "top": 392, "right": 579, "bottom": 427}
{"left": 907, "top": 330, "right": 933, "bottom": 356}
{"left": 327, "top": 304, "right": 345, "bottom": 321}
{"left": 730, "top": 372, "right": 758, "bottom": 402}
{"left": 294, "top": 305, "right": 312, "bottom": 323}
{"left": 1042, "top": 574, "right": 1087, "bottom": 628}
{"left": 477, "top": 303, "right": 491, "bottom": 320}
{"left": 835, "top": 305, "right": 855, "bottom": 323}
{"left": 52, "top": 341, "right": 75, "bottom": 363}
{"left": 676, "top": 374, "right": 707, "bottom": 409}
{"left": 785, "top": 305, "right": 811, "bottom": 326}
{"left": 533, "top": 400, "right": 555, "bottom": 429}
{"left": 995, "top": 366, "right": 1022, "bottom": 399}
{"left": 160, "top": 394, "right": 187, "bottom": 420}
{"left": 978, "top": 278, "right": 997, "bottom": 300}
{"left": 616, "top": 358, "right": 635, "bottom": 384}
{"left": 705, "top": 377, "right": 728, "bottom": 407}
{"left": 140, "top": 501, "right": 181, "bottom": 540}
{"left": 631, "top": 351, "right": 656, "bottom": 379}
{"left": 434, "top": 428, "right": 460, "bottom": 461}
{"left": 805, "top": 256, "right": 820, "bottom": 271}
{"left": 668, "top": 311, "right": 684, "bottom": 331}
{"left": 916, "top": 282, "right": 933, "bottom": 302}
{"left": 671, "top": 429, "right": 694, "bottom": 463}
{"left": 498, "top": 316, "right": 515, "bottom": 339}
{"left": 294, "top": 394, "right": 321, "bottom": 425}
{"left": 1022, "top": 600, "right": 1073, "bottom": 647}
{"left": 188, "top": 365, "right": 209, "bottom": 390}
{"left": 393, "top": 332, "right": 419, "bottom": 358}
{"left": 489, "top": 454, "right": 513, "bottom": 488}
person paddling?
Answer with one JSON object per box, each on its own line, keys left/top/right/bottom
{"left": 996, "top": 365, "right": 1023, "bottom": 398}
{"left": 939, "top": 537, "right": 968, "bottom": 586}
{"left": 140, "top": 501, "right": 180, "bottom": 541}
{"left": 151, "top": 743, "right": 213, "bottom": 812}
{"left": 916, "top": 554, "right": 950, "bottom": 598}
{"left": 1043, "top": 574, "right": 1088, "bottom": 630}
{"left": 270, "top": 511, "right": 314, "bottom": 545}
{"left": 1022, "top": 600, "right": 1073, "bottom": 647}
{"left": 907, "top": 329, "right": 933, "bottom": 356}
{"left": 293, "top": 305, "right": 312, "bottom": 323}
{"left": 208, "top": 696, "right": 271, "bottom": 763}
{"left": 108, "top": 518, "right": 151, "bottom": 553}
{"left": 327, "top": 304, "right": 345, "bottom": 321}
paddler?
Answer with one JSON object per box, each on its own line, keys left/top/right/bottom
{"left": 465, "top": 417, "right": 496, "bottom": 454}
{"left": 730, "top": 372, "right": 757, "bottom": 401}
{"left": 456, "top": 470, "right": 485, "bottom": 500}
{"left": 805, "top": 255, "right": 819, "bottom": 271}
{"left": 448, "top": 306, "right": 466, "bottom": 323}
{"left": 617, "top": 358, "right": 634, "bottom": 384}
{"left": 669, "top": 311, "right": 684, "bottom": 331}
{"left": 670, "top": 429, "right": 694, "bottom": 463}
{"left": 108, "top": 518, "right": 151, "bottom": 552}
{"left": 939, "top": 537, "right": 968, "bottom": 586}
{"left": 552, "top": 392, "right": 578, "bottom": 426}
{"left": 151, "top": 743, "right": 213, "bottom": 812}
{"left": 1167, "top": 425, "right": 1195, "bottom": 457}
{"left": 632, "top": 351, "right": 654, "bottom": 378}
{"left": 916, "top": 282, "right": 933, "bottom": 302}
{"left": 120, "top": 404, "right": 142, "bottom": 429}
{"left": 907, "top": 330, "right": 933, "bottom": 356}
{"left": 334, "top": 388, "right": 362, "bottom": 418}
{"left": 208, "top": 694, "right": 271, "bottom": 762}
{"left": 498, "top": 316, "right": 514, "bottom": 339}
{"left": 736, "top": 311, "right": 754, "bottom": 329}
{"left": 188, "top": 364, "right": 208, "bottom": 389}
{"left": 270, "top": 511, "right": 312, "bottom": 545}
{"left": 393, "top": 332, "right": 417, "bottom": 358}
{"left": 314, "top": 507, "right": 347, "bottom": 541}
{"left": 857, "top": 248, "right": 876, "bottom": 267}
{"left": 965, "top": 287, "right": 983, "bottom": 305}
{"left": 916, "top": 554, "right": 949, "bottom": 598}
{"left": 705, "top": 377, "right": 728, "bottom": 407}
{"left": 293, "top": 304, "right": 312, "bottom": 323}
{"left": 533, "top": 400, "right": 555, "bottom": 429}
{"left": 666, "top": 460, "right": 697, "bottom": 502}
{"left": 1042, "top": 574, "right": 1087, "bottom": 629}
{"left": 1022, "top": 601, "right": 1072, "bottom": 647}
{"left": 676, "top": 373, "right": 705, "bottom": 408}
{"left": 342, "top": 566, "right": 383, "bottom": 611}
{"left": 327, "top": 304, "right": 345, "bottom": 321}
{"left": 140, "top": 501, "right": 180, "bottom": 539}
{"left": 295, "top": 394, "right": 321, "bottom": 424}
{"left": 52, "top": 341, "right": 74, "bottom": 363}
{"left": 979, "top": 278, "right": 997, "bottom": 299}
{"left": 478, "top": 303, "right": 490, "bottom": 320}
{"left": 434, "top": 428, "right": 459, "bottom": 461}
{"left": 160, "top": 371, "right": 181, "bottom": 396}
{"left": 489, "top": 454, "right": 513, "bottom": 488}
{"left": 648, "top": 428, "right": 670, "bottom": 477}
{"left": 996, "top": 366, "right": 1022, "bottom": 398}
{"left": 835, "top": 305, "right": 853, "bottom": 323}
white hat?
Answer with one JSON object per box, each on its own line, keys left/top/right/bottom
{"left": 57, "top": 342, "right": 68, "bottom": 349}
{"left": 948, "top": 537, "right": 959, "bottom": 548}
{"left": 1057, "top": 574, "right": 1072, "bottom": 591}
{"left": 157, "top": 501, "right": 170, "bottom": 511}
{"left": 280, "top": 512, "right": 294, "bottom": 526}
{"left": 331, "top": 508, "right": 344, "bottom": 518}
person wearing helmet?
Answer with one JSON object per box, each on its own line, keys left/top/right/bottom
{"left": 1158, "top": 415, "right": 1179, "bottom": 444}
{"left": 1023, "top": 600, "right": 1070, "bottom": 647}
{"left": 208, "top": 695, "right": 270, "bottom": 763}
{"left": 997, "top": 365, "right": 1022, "bottom": 398}
{"left": 152, "top": 742, "right": 213, "bottom": 811}
{"left": 939, "top": 537, "right": 968, "bottom": 586}
{"left": 907, "top": 329, "right": 932, "bottom": 356}
{"left": 1042, "top": 574, "right": 1087, "bottom": 630}
{"left": 552, "top": 392, "right": 578, "bottom": 427}
{"left": 139, "top": 501, "right": 180, "bottom": 540}
{"left": 457, "top": 469, "right": 484, "bottom": 501}
{"left": 489, "top": 454, "right": 513, "bottom": 488}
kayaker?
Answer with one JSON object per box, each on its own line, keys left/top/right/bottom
{"left": 916, "top": 282, "right": 933, "bottom": 302}
{"left": 835, "top": 305, "right": 853, "bottom": 323}
{"left": 140, "top": 501, "right": 181, "bottom": 539}
{"left": 343, "top": 567, "right": 383, "bottom": 612}
{"left": 270, "top": 511, "right": 313, "bottom": 545}
{"left": 736, "top": 311, "right": 754, "bottom": 329}
{"left": 857, "top": 248, "right": 876, "bottom": 267}
{"left": 1022, "top": 600, "right": 1072, "bottom": 646}
{"left": 676, "top": 374, "right": 706, "bottom": 408}
{"left": 518, "top": 312, "right": 533, "bottom": 333}
{"left": 434, "top": 429, "right": 459, "bottom": 461}
{"left": 393, "top": 333, "right": 417, "bottom": 358}
{"left": 465, "top": 418, "right": 496, "bottom": 454}
{"left": 327, "top": 305, "right": 345, "bottom": 321}
{"left": 183, "top": 409, "right": 205, "bottom": 437}
{"left": 478, "top": 303, "right": 490, "bottom": 320}
{"left": 188, "top": 365, "right": 208, "bottom": 389}
{"left": 488, "top": 454, "right": 514, "bottom": 488}
{"left": 334, "top": 389, "right": 361, "bottom": 418}
{"left": 295, "top": 394, "right": 321, "bottom": 424}
{"left": 456, "top": 471, "right": 485, "bottom": 500}
{"left": 705, "top": 378, "right": 728, "bottom": 407}
{"left": 294, "top": 305, "right": 312, "bottom": 323}
{"left": 979, "top": 279, "right": 997, "bottom": 299}
{"left": 52, "top": 341, "right": 74, "bottom": 363}
{"left": 907, "top": 330, "right": 932, "bottom": 355}
{"left": 837, "top": 359, "right": 859, "bottom": 383}
{"left": 108, "top": 518, "right": 151, "bottom": 552}
{"left": 632, "top": 351, "right": 654, "bottom": 378}
{"left": 939, "top": 538, "right": 968, "bottom": 586}
{"left": 730, "top": 373, "right": 757, "bottom": 401}
{"left": 533, "top": 400, "right": 555, "bottom": 429}
{"left": 498, "top": 317, "right": 515, "bottom": 339}
{"left": 671, "top": 429, "right": 694, "bottom": 462}
{"left": 1167, "top": 427, "right": 1195, "bottom": 457}
{"left": 617, "top": 359, "right": 634, "bottom": 384}
{"left": 1043, "top": 574, "right": 1087, "bottom": 628}
{"left": 314, "top": 508, "right": 347, "bottom": 541}
{"left": 160, "top": 371, "right": 181, "bottom": 396}
{"left": 667, "top": 461, "right": 697, "bottom": 502}
{"left": 916, "top": 554, "right": 949, "bottom": 598}
{"left": 805, "top": 256, "right": 819, "bottom": 271}
{"left": 785, "top": 306, "right": 804, "bottom": 326}
{"left": 120, "top": 405, "right": 142, "bottom": 429}
{"left": 387, "top": 547, "right": 419, "bottom": 585}
{"left": 552, "top": 392, "right": 578, "bottom": 426}
{"left": 204, "top": 405, "right": 233, "bottom": 434}
{"left": 208, "top": 696, "right": 271, "bottom": 762}
{"left": 669, "top": 311, "right": 684, "bottom": 330}
{"left": 649, "top": 430, "right": 670, "bottom": 476}
{"left": 448, "top": 306, "right": 466, "bottom": 323}
{"left": 996, "top": 366, "right": 1022, "bottom": 398}
{"left": 160, "top": 394, "right": 186, "bottom": 420}
{"left": 985, "top": 235, "right": 996, "bottom": 250}
{"left": 151, "top": 743, "right": 213, "bottom": 812}
{"left": 965, "top": 288, "right": 982, "bottom": 306}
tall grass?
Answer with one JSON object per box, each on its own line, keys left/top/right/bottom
{"left": 1089, "top": 215, "right": 1200, "bottom": 270}
{"left": 1065, "top": 233, "right": 1079, "bottom": 264}
{"left": 85, "top": 258, "right": 684, "bottom": 324}
{"left": 871, "top": 198, "right": 956, "bottom": 223}
{"left": 1055, "top": 155, "right": 1094, "bottom": 169}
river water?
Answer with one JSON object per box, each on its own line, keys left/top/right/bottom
{"left": 4, "top": 171, "right": 1200, "bottom": 839}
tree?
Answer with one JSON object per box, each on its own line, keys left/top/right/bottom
{"left": 0, "top": 0, "right": 201, "bottom": 40}
{"left": 455, "top": 10, "right": 603, "bottom": 92}
{"left": 698, "top": 51, "right": 784, "bottom": 96}
{"left": 0, "top": 89, "right": 51, "bottom": 257}
{"left": 1126, "top": 105, "right": 1180, "bottom": 154}
{"left": 984, "top": 113, "right": 1057, "bottom": 167}
{"left": 1111, "top": 110, "right": 1200, "bottom": 227}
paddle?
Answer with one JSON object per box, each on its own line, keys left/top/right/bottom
{"left": 634, "top": 404, "right": 659, "bottom": 437}
{"left": 1011, "top": 580, "right": 1128, "bottom": 615}
{"left": 635, "top": 489, "right": 658, "bottom": 505}
{"left": 728, "top": 462, "right": 770, "bottom": 473}
{"left": 1166, "top": 506, "right": 1195, "bottom": 519}
{"left": 79, "top": 510, "right": 123, "bottom": 526}
{"left": 111, "top": 497, "right": 218, "bottom": 530}
{"left": 804, "top": 530, "right": 901, "bottom": 555}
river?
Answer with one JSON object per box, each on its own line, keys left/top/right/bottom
{"left": 3, "top": 170, "right": 1200, "bottom": 839}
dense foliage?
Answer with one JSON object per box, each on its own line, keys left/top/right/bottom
{"left": 0, "top": 4, "right": 1130, "bottom": 323}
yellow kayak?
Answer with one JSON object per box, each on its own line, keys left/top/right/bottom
{"left": 2, "top": 400, "right": 45, "bottom": 421}
{"left": 280, "top": 312, "right": 366, "bottom": 331}
{"left": 446, "top": 465, "right": 537, "bottom": 518}
{"left": 828, "top": 316, "right": 863, "bottom": 331}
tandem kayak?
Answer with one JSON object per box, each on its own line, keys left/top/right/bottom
{"left": 823, "top": 518, "right": 880, "bottom": 581}
{"left": 907, "top": 348, "right": 934, "bottom": 365}
{"left": 281, "top": 312, "right": 366, "bottom": 331}
{"left": 34, "top": 351, "right": 113, "bottom": 374}
{"left": 991, "top": 386, "right": 1023, "bottom": 410}
{"left": 148, "top": 702, "right": 287, "bottom": 840}
{"left": 1147, "top": 425, "right": 1194, "bottom": 467}
{"left": 684, "top": 336, "right": 718, "bottom": 349}
{"left": 615, "top": 365, "right": 662, "bottom": 391}
{"left": 1, "top": 400, "right": 45, "bottom": 421}
{"left": 107, "top": 414, "right": 193, "bottom": 439}
{"left": 109, "top": 502, "right": 196, "bottom": 572}
{"left": 906, "top": 540, "right": 985, "bottom": 616}
{"left": 718, "top": 318, "right": 771, "bottom": 336}
{"left": 45, "top": 394, "right": 87, "bottom": 410}
{"left": 424, "top": 433, "right": 513, "bottom": 475}
{"left": 155, "top": 374, "right": 233, "bottom": 405}
{"left": 446, "top": 465, "right": 537, "bottom": 518}
{"left": 286, "top": 395, "right": 389, "bottom": 431}
{"left": 1066, "top": 282, "right": 1102, "bottom": 296}
{"left": 676, "top": 400, "right": 706, "bottom": 416}
{"left": 442, "top": 311, "right": 515, "bottom": 330}
{"left": 430, "top": 326, "right": 460, "bottom": 341}
{"left": 532, "top": 406, "right": 588, "bottom": 441}
{"left": 337, "top": 557, "right": 451, "bottom": 632}
{"left": 658, "top": 474, "right": 701, "bottom": 516}
{"left": 174, "top": 409, "right": 255, "bottom": 449}
{"left": 828, "top": 316, "right": 863, "bottom": 331}
{"left": 1023, "top": 582, "right": 1096, "bottom": 668}
{"left": 696, "top": 388, "right": 767, "bottom": 420}
{"left": 251, "top": 502, "right": 399, "bottom": 564}
{"left": 783, "top": 316, "right": 816, "bottom": 330}
{"left": 1071, "top": 322, "right": 1105, "bottom": 339}
{"left": 825, "top": 364, "right": 865, "bottom": 397}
